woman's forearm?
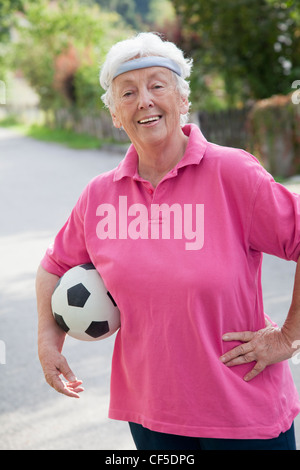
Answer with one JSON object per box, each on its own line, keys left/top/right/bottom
{"left": 35, "top": 264, "right": 84, "bottom": 397}
{"left": 282, "top": 256, "right": 300, "bottom": 348}
{"left": 36, "top": 264, "right": 65, "bottom": 352}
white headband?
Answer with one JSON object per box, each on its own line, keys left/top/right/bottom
{"left": 113, "top": 56, "right": 182, "bottom": 80}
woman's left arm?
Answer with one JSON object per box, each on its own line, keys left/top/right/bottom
{"left": 220, "top": 256, "right": 300, "bottom": 381}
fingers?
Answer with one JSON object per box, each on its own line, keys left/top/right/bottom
{"left": 59, "top": 379, "right": 84, "bottom": 398}
{"left": 50, "top": 374, "right": 84, "bottom": 398}
{"left": 220, "top": 331, "right": 255, "bottom": 366}
{"left": 220, "top": 341, "right": 255, "bottom": 367}
{"left": 59, "top": 355, "right": 78, "bottom": 383}
{"left": 243, "top": 362, "right": 266, "bottom": 382}
{"left": 43, "top": 354, "right": 84, "bottom": 398}
{"left": 220, "top": 329, "right": 269, "bottom": 382}
{"left": 222, "top": 330, "right": 255, "bottom": 342}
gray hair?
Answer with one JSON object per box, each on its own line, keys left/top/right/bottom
{"left": 99, "top": 32, "right": 193, "bottom": 126}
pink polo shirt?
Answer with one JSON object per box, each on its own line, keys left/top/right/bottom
{"left": 42, "top": 124, "right": 300, "bottom": 439}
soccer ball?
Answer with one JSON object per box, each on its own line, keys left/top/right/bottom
{"left": 51, "top": 263, "right": 120, "bottom": 341}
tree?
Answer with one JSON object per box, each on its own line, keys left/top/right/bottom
{"left": 171, "top": 0, "right": 300, "bottom": 106}
{"left": 146, "top": 0, "right": 176, "bottom": 27}
{"left": 94, "top": 0, "right": 173, "bottom": 28}
{"left": 0, "top": 0, "right": 26, "bottom": 79}
{"left": 134, "top": 0, "right": 152, "bottom": 19}
{"left": 12, "top": 0, "right": 131, "bottom": 111}
{"left": 93, "top": 0, "right": 140, "bottom": 28}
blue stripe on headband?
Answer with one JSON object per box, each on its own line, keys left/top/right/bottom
{"left": 113, "top": 56, "right": 182, "bottom": 79}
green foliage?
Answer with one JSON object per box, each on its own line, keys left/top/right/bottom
{"left": 0, "top": 0, "right": 24, "bottom": 78}
{"left": 0, "top": 116, "right": 120, "bottom": 149}
{"left": 93, "top": 0, "right": 174, "bottom": 29}
{"left": 0, "top": 0, "right": 23, "bottom": 40}
{"left": 11, "top": 0, "right": 132, "bottom": 110}
{"left": 172, "top": 0, "right": 300, "bottom": 107}
{"left": 146, "top": 0, "right": 176, "bottom": 27}
{"left": 25, "top": 123, "right": 102, "bottom": 148}
{"left": 93, "top": 0, "right": 141, "bottom": 28}
{"left": 73, "top": 63, "right": 103, "bottom": 111}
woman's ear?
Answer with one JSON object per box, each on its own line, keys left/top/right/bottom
{"left": 110, "top": 109, "right": 122, "bottom": 129}
{"left": 179, "top": 95, "right": 189, "bottom": 116}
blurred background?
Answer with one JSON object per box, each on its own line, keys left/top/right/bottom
{"left": 1, "top": 0, "right": 300, "bottom": 450}
{"left": 0, "top": 0, "right": 300, "bottom": 177}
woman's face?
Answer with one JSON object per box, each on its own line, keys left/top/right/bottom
{"left": 110, "top": 67, "right": 188, "bottom": 149}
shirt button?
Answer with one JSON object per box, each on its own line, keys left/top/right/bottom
{"left": 148, "top": 188, "right": 153, "bottom": 195}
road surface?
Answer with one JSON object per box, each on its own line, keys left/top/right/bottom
{"left": 0, "top": 128, "right": 300, "bottom": 449}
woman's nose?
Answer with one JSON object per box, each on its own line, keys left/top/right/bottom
{"left": 138, "top": 88, "right": 154, "bottom": 109}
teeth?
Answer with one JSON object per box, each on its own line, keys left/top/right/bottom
{"left": 139, "top": 116, "right": 160, "bottom": 124}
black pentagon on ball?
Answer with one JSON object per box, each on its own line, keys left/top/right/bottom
{"left": 107, "top": 291, "right": 117, "bottom": 306}
{"left": 80, "top": 263, "right": 95, "bottom": 270}
{"left": 67, "top": 283, "right": 91, "bottom": 307}
{"left": 85, "top": 320, "right": 109, "bottom": 338}
{"left": 54, "top": 313, "right": 70, "bottom": 333}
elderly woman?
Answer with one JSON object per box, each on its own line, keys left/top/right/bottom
{"left": 36, "top": 32, "right": 300, "bottom": 450}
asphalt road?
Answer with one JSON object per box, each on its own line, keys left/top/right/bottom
{"left": 1, "top": 127, "right": 300, "bottom": 450}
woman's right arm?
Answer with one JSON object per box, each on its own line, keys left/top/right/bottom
{"left": 36, "top": 264, "right": 84, "bottom": 398}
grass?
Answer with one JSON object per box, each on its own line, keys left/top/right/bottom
{"left": 0, "top": 116, "right": 125, "bottom": 150}
{"left": 26, "top": 124, "right": 102, "bottom": 149}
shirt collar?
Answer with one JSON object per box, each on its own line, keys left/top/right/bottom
{"left": 113, "top": 123, "right": 207, "bottom": 182}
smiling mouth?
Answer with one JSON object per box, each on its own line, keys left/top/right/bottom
{"left": 138, "top": 116, "right": 162, "bottom": 124}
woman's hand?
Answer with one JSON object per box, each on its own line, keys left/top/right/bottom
{"left": 39, "top": 345, "right": 84, "bottom": 398}
{"left": 220, "top": 323, "right": 295, "bottom": 381}
{"left": 36, "top": 264, "right": 84, "bottom": 398}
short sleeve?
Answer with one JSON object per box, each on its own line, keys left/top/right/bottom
{"left": 41, "top": 189, "right": 91, "bottom": 277}
{"left": 249, "top": 173, "right": 300, "bottom": 261}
